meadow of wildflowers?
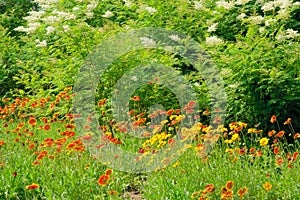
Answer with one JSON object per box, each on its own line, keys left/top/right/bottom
{"left": 0, "top": 0, "right": 300, "bottom": 199}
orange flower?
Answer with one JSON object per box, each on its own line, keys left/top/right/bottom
{"left": 263, "top": 182, "right": 272, "bottom": 191}
{"left": 0, "top": 140, "right": 4, "bottom": 146}
{"left": 292, "top": 152, "right": 299, "bottom": 162}
{"left": 225, "top": 180, "right": 234, "bottom": 191}
{"left": 187, "top": 100, "right": 196, "bottom": 109}
{"left": 294, "top": 133, "right": 300, "bottom": 139}
{"left": 276, "top": 158, "right": 284, "bottom": 166}
{"left": 130, "top": 96, "right": 140, "bottom": 101}
{"left": 275, "top": 130, "right": 285, "bottom": 138}
{"left": 237, "top": 187, "right": 248, "bottom": 197}
{"left": 268, "top": 130, "right": 276, "bottom": 137}
{"left": 221, "top": 191, "right": 233, "bottom": 199}
{"left": 28, "top": 118, "right": 37, "bottom": 126}
{"left": 203, "top": 109, "right": 210, "bottom": 115}
{"left": 273, "top": 146, "right": 279, "bottom": 155}
{"left": 284, "top": 118, "right": 292, "bottom": 125}
{"left": 44, "top": 124, "right": 51, "bottom": 131}
{"left": 98, "top": 175, "right": 110, "bottom": 186}
{"left": 97, "top": 98, "right": 107, "bottom": 107}
{"left": 105, "top": 169, "right": 113, "bottom": 176}
{"left": 18, "top": 123, "right": 25, "bottom": 128}
{"left": 65, "top": 124, "right": 76, "bottom": 129}
{"left": 26, "top": 183, "right": 40, "bottom": 190}
{"left": 166, "top": 109, "right": 174, "bottom": 116}
{"left": 204, "top": 184, "right": 215, "bottom": 193}
{"left": 107, "top": 190, "right": 118, "bottom": 195}
{"left": 270, "top": 115, "right": 276, "bottom": 123}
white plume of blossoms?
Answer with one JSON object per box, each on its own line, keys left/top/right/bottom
{"left": 46, "top": 26, "right": 55, "bottom": 34}
{"left": 274, "top": 0, "right": 291, "bottom": 9}
{"left": 235, "top": 0, "right": 251, "bottom": 5}
{"left": 207, "top": 23, "right": 218, "bottom": 33}
{"left": 169, "top": 35, "right": 181, "bottom": 42}
{"left": 277, "top": 9, "right": 290, "bottom": 19}
{"left": 86, "top": 2, "right": 98, "bottom": 18}
{"left": 265, "top": 18, "right": 277, "bottom": 26}
{"left": 140, "top": 37, "right": 156, "bottom": 48}
{"left": 52, "top": 10, "right": 76, "bottom": 20}
{"left": 35, "top": 39, "right": 47, "bottom": 47}
{"left": 205, "top": 36, "right": 224, "bottom": 46}
{"left": 216, "top": 0, "right": 235, "bottom": 9}
{"left": 33, "top": 0, "right": 59, "bottom": 9}
{"left": 123, "top": 0, "right": 133, "bottom": 7}
{"left": 262, "top": 2, "right": 275, "bottom": 12}
{"left": 102, "top": 11, "right": 114, "bottom": 18}
{"left": 286, "top": 29, "right": 300, "bottom": 39}
{"left": 237, "top": 13, "right": 246, "bottom": 20}
{"left": 247, "top": 15, "right": 264, "bottom": 25}
{"left": 193, "top": 1, "right": 204, "bottom": 10}
{"left": 144, "top": 6, "right": 157, "bottom": 15}
{"left": 62, "top": 25, "right": 70, "bottom": 32}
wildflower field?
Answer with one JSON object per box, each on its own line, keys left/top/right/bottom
{"left": 1, "top": 0, "right": 300, "bottom": 199}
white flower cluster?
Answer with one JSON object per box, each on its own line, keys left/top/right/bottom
{"left": 169, "top": 34, "right": 181, "bottom": 42}
{"left": 14, "top": 22, "right": 41, "bottom": 34}
{"left": 276, "top": 29, "right": 299, "bottom": 41}
{"left": 144, "top": 6, "right": 157, "bottom": 15}
{"left": 102, "top": 11, "right": 114, "bottom": 18}
{"left": 216, "top": 0, "right": 235, "bottom": 10}
{"left": 207, "top": 23, "right": 218, "bottom": 33}
{"left": 247, "top": 15, "right": 264, "bottom": 25}
{"left": 35, "top": 39, "right": 47, "bottom": 47}
{"left": 205, "top": 36, "right": 224, "bottom": 46}
{"left": 235, "top": 0, "right": 251, "bottom": 5}
{"left": 140, "top": 37, "right": 156, "bottom": 47}
{"left": 52, "top": 10, "right": 76, "bottom": 20}
{"left": 33, "top": 0, "right": 59, "bottom": 10}
{"left": 193, "top": 1, "right": 204, "bottom": 10}
{"left": 86, "top": 2, "right": 98, "bottom": 18}
{"left": 123, "top": 0, "right": 133, "bottom": 8}
{"left": 137, "top": 5, "right": 157, "bottom": 15}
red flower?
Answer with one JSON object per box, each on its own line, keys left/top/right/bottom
{"left": 292, "top": 152, "right": 299, "bottom": 162}
{"left": 225, "top": 180, "right": 234, "bottom": 191}
{"left": 187, "top": 100, "right": 196, "bottom": 109}
{"left": 284, "top": 118, "right": 292, "bottom": 125}
{"left": 237, "top": 187, "right": 248, "bottom": 197}
{"left": 98, "top": 175, "right": 110, "bottom": 186}
{"left": 166, "top": 109, "right": 174, "bottom": 116}
{"left": 28, "top": 118, "right": 37, "bottom": 126}
{"left": 275, "top": 130, "right": 285, "bottom": 138}
{"left": 270, "top": 115, "right": 276, "bottom": 123}
{"left": 105, "top": 169, "right": 113, "bottom": 176}
{"left": 130, "top": 96, "right": 140, "bottom": 101}
{"left": 294, "top": 133, "right": 300, "bottom": 139}
{"left": 44, "top": 124, "right": 51, "bottom": 131}
{"left": 65, "top": 124, "right": 76, "bottom": 129}
{"left": 26, "top": 183, "right": 40, "bottom": 190}
{"left": 273, "top": 147, "right": 279, "bottom": 155}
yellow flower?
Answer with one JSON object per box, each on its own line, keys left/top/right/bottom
{"left": 224, "top": 139, "right": 233, "bottom": 144}
{"left": 260, "top": 137, "right": 269, "bottom": 146}
{"left": 231, "top": 134, "right": 239, "bottom": 141}
{"left": 225, "top": 148, "right": 234, "bottom": 153}
{"left": 238, "top": 122, "right": 247, "bottom": 128}
{"left": 263, "top": 182, "right": 272, "bottom": 191}
{"left": 248, "top": 128, "right": 256, "bottom": 133}
{"left": 222, "top": 127, "right": 228, "bottom": 132}
{"left": 172, "top": 161, "right": 180, "bottom": 168}
{"left": 160, "top": 120, "right": 169, "bottom": 125}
